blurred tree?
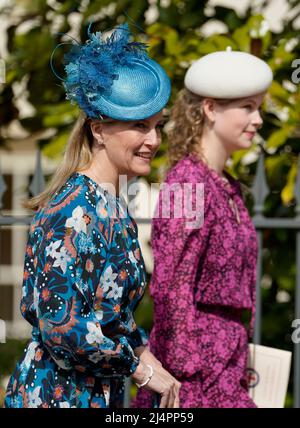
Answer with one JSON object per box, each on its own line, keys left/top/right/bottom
{"left": 1, "top": 0, "right": 300, "bottom": 407}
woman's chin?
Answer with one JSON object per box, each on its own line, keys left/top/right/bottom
{"left": 131, "top": 160, "right": 152, "bottom": 176}
{"left": 135, "top": 166, "right": 151, "bottom": 176}
{"left": 232, "top": 138, "right": 253, "bottom": 151}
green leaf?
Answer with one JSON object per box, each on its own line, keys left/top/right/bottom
{"left": 43, "top": 130, "right": 70, "bottom": 159}
{"left": 281, "top": 159, "right": 298, "bottom": 205}
{"left": 266, "top": 126, "right": 295, "bottom": 149}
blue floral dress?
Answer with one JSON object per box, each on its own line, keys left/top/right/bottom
{"left": 4, "top": 172, "right": 148, "bottom": 408}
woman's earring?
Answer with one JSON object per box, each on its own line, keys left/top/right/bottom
{"left": 97, "top": 138, "right": 104, "bottom": 145}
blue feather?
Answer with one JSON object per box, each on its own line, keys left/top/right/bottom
{"left": 60, "top": 23, "right": 148, "bottom": 118}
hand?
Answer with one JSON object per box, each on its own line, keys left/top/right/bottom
{"left": 134, "top": 346, "right": 162, "bottom": 370}
{"left": 131, "top": 349, "right": 181, "bottom": 408}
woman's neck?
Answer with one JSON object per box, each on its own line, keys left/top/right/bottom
{"left": 79, "top": 157, "right": 122, "bottom": 196}
{"left": 198, "top": 131, "right": 229, "bottom": 177}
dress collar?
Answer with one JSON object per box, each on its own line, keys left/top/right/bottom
{"left": 186, "top": 152, "right": 241, "bottom": 197}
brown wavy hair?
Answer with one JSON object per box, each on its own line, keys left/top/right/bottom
{"left": 167, "top": 89, "right": 234, "bottom": 169}
{"left": 167, "top": 88, "right": 206, "bottom": 168}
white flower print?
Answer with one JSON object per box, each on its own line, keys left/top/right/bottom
{"left": 100, "top": 265, "right": 118, "bottom": 293}
{"left": 103, "top": 386, "right": 110, "bottom": 407}
{"left": 33, "top": 286, "right": 40, "bottom": 313}
{"left": 95, "top": 310, "right": 103, "bottom": 321}
{"left": 128, "top": 251, "right": 138, "bottom": 265}
{"left": 28, "top": 386, "right": 42, "bottom": 408}
{"left": 75, "top": 277, "right": 89, "bottom": 294}
{"left": 53, "top": 247, "right": 72, "bottom": 274}
{"left": 45, "top": 240, "right": 62, "bottom": 258}
{"left": 78, "top": 233, "right": 93, "bottom": 254}
{"left": 106, "top": 282, "right": 123, "bottom": 300}
{"left": 86, "top": 322, "right": 105, "bottom": 345}
{"left": 22, "top": 341, "right": 38, "bottom": 369}
{"left": 59, "top": 402, "right": 76, "bottom": 408}
{"left": 65, "top": 206, "right": 87, "bottom": 234}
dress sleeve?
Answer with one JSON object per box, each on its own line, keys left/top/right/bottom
{"left": 150, "top": 182, "right": 212, "bottom": 379}
{"left": 36, "top": 204, "right": 139, "bottom": 377}
{"left": 126, "top": 327, "right": 149, "bottom": 350}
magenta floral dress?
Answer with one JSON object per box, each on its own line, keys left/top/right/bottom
{"left": 133, "top": 153, "right": 257, "bottom": 408}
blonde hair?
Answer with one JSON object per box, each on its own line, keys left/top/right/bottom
{"left": 23, "top": 111, "right": 94, "bottom": 211}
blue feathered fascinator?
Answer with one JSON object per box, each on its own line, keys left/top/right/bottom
{"left": 52, "top": 23, "right": 171, "bottom": 121}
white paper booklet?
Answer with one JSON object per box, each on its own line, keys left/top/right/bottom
{"left": 246, "top": 344, "right": 292, "bottom": 408}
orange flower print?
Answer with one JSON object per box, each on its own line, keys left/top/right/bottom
{"left": 113, "top": 304, "right": 120, "bottom": 313}
{"left": 134, "top": 248, "right": 140, "bottom": 260}
{"left": 21, "top": 303, "right": 27, "bottom": 314}
{"left": 83, "top": 214, "right": 91, "bottom": 225}
{"left": 26, "top": 246, "right": 33, "bottom": 257}
{"left": 119, "top": 270, "right": 127, "bottom": 281}
{"left": 46, "top": 230, "right": 54, "bottom": 240}
{"left": 98, "top": 206, "right": 108, "bottom": 218}
{"left": 75, "top": 365, "right": 86, "bottom": 373}
{"left": 91, "top": 402, "right": 101, "bottom": 408}
{"left": 35, "top": 348, "right": 43, "bottom": 361}
{"left": 23, "top": 270, "right": 30, "bottom": 281}
{"left": 44, "top": 262, "right": 52, "bottom": 273}
{"left": 129, "top": 290, "right": 136, "bottom": 300}
{"left": 94, "top": 300, "right": 102, "bottom": 311}
{"left": 94, "top": 286, "right": 103, "bottom": 305}
{"left": 41, "top": 288, "right": 51, "bottom": 302}
{"left": 86, "top": 259, "right": 94, "bottom": 273}
{"left": 53, "top": 385, "right": 64, "bottom": 400}
{"left": 33, "top": 256, "right": 38, "bottom": 268}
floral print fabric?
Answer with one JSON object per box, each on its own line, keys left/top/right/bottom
{"left": 133, "top": 154, "right": 257, "bottom": 408}
{"left": 5, "top": 172, "right": 148, "bottom": 408}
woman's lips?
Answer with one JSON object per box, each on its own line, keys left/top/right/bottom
{"left": 244, "top": 131, "right": 256, "bottom": 139}
{"left": 134, "top": 152, "right": 152, "bottom": 162}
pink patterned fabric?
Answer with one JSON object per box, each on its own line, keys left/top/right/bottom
{"left": 133, "top": 153, "right": 257, "bottom": 408}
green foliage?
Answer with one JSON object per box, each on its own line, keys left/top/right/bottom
{"left": 0, "top": 338, "right": 28, "bottom": 407}
{"left": 0, "top": 339, "right": 28, "bottom": 377}
{"left": 1, "top": 0, "right": 300, "bottom": 407}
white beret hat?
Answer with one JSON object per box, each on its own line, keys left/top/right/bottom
{"left": 184, "top": 48, "right": 273, "bottom": 99}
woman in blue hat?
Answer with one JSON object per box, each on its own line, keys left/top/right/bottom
{"left": 4, "top": 24, "right": 180, "bottom": 409}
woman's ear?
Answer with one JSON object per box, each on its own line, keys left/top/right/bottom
{"left": 202, "top": 98, "right": 216, "bottom": 123}
{"left": 90, "top": 120, "right": 104, "bottom": 145}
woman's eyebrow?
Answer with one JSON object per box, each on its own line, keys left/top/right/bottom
{"left": 242, "top": 98, "right": 256, "bottom": 104}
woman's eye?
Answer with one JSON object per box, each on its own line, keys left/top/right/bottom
{"left": 134, "top": 122, "right": 147, "bottom": 129}
{"left": 243, "top": 105, "right": 253, "bottom": 110}
{"left": 156, "top": 123, "right": 165, "bottom": 131}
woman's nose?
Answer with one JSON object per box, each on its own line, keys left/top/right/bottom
{"left": 252, "top": 110, "right": 263, "bottom": 129}
{"left": 144, "top": 128, "right": 160, "bottom": 147}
